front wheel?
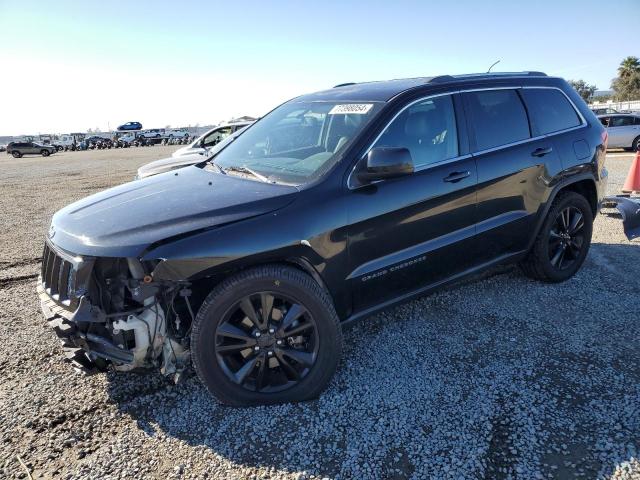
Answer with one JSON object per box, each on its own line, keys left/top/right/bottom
{"left": 520, "top": 191, "right": 593, "bottom": 283}
{"left": 632, "top": 135, "right": 640, "bottom": 152}
{"left": 41, "top": 150, "right": 50, "bottom": 157}
{"left": 11, "top": 151, "right": 21, "bottom": 158}
{"left": 191, "top": 265, "right": 342, "bottom": 406}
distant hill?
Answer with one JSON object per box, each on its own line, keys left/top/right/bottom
{"left": 594, "top": 90, "right": 613, "bottom": 98}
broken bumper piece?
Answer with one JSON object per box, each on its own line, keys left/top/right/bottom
{"left": 38, "top": 280, "right": 133, "bottom": 373}
{"left": 602, "top": 195, "right": 640, "bottom": 241}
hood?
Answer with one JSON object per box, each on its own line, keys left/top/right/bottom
{"left": 137, "top": 153, "right": 204, "bottom": 179}
{"left": 50, "top": 166, "right": 298, "bottom": 257}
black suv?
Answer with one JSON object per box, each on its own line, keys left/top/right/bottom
{"left": 7, "top": 141, "right": 57, "bottom": 158}
{"left": 39, "top": 72, "right": 607, "bottom": 406}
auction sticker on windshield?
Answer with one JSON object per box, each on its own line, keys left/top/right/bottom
{"left": 329, "top": 104, "right": 373, "bottom": 115}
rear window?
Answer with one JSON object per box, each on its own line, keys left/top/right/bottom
{"left": 465, "top": 89, "right": 530, "bottom": 151}
{"left": 521, "top": 89, "right": 582, "bottom": 135}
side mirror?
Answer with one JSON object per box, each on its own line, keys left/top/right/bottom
{"left": 357, "top": 147, "right": 414, "bottom": 182}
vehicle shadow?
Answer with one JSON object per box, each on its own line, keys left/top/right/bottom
{"left": 104, "top": 242, "right": 640, "bottom": 479}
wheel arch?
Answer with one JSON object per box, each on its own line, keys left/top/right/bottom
{"left": 527, "top": 174, "right": 598, "bottom": 252}
{"left": 179, "top": 257, "right": 334, "bottom": 318}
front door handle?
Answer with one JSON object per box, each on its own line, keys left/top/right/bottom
{"left": 443, "top": 171, "right": 471, "bottom": 183}
{"left": 532, "top": 147, "right": 553, "bottom": 157}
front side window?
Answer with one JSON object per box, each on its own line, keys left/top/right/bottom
{"left": 521, "top": 89, "right": 581, "bottom": 135}
{"left": 371, "top": 95, "right": 458, "bottom": 168}
{"left": 212, "top": 101, "right": 382, "bottom": 184}
{"left": 465, "top": 89, "right": 530, "bottom": 151}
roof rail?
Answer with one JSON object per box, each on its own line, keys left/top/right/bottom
{"left": 333, "top": 82, "right": 357, "bottom": 88}
{"left": 428, "top": 71, "right": 548, "bottom": 84}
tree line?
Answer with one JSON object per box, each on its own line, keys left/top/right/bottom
{"left": 568, "top": 56, "right": 640, "bottom": 103}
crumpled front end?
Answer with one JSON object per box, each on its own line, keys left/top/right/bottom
{"left": 38, "top": 240, "right": 191, "bottom": 379}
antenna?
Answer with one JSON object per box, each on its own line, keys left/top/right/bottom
{"left": 487, "top": 60, "right": 501, "bottom": 73}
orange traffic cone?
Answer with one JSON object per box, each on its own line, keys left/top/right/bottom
{"left": 622, "top": 148, "right": 640, "bottom": 194}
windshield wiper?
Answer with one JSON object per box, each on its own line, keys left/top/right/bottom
{"left": 224, "top": 165, "right": 270, "bottom": 183}
{"left": 206, "top": 159, "right": 226, "bottom": 175}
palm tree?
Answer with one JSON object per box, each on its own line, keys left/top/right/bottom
{"left": 618, "top": 56, "right": 640, "bottom": 79}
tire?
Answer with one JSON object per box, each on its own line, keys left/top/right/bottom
{"left": 632, "top": 135, "right": 640, "bottom": 152}
{"left": 520, "top": 191, "right": 593, "bottom": 283}
{"left": 11, "top": 151, "right": 21, "bottom": 158}
{"left": 191, "top": 265, "right": 342, "bottom": 406}
{"left": 41, "top": 150, "right": 50, "bottom": 157}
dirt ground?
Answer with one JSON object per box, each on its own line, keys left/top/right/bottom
{"left": 0, "top": 147, "right": 639, "bottom": 479}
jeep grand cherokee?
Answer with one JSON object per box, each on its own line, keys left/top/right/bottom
{"left": 39, "top": 72, "right": 608, "bottom": 406}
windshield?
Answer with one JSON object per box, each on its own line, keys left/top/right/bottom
{"left": 211, "top": 101, "right": 382, "bottom": 184}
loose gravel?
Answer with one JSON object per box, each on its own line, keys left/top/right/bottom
{"left": 0, "top": 148, "right": 639, "bottom": 479}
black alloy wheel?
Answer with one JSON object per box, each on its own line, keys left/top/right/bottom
{"left": 215, "top": 292, "right": 319, "bottom": 393}
{"left": 191, "top": 265, "right": 342, "bottom": 406}
{"left": 520, "top": 191, "right": 593, "bottom": 283}
{"left": 548, "top": 206, "right": 585, "bottom": 270}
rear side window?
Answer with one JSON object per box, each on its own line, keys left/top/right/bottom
{"left": 465, "top": 89, "right": 530, "bottom": 151}
{"left": 609, "top": 116, "right": 635, "bottom": 127}
{"left": 521, "top": 89, "right": 582, "bottom": 135}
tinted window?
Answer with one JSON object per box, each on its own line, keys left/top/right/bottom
{"left": 465, "top": 89, "right": 530, "bottom": 151}
{"left": 521, "top": 89, "right": 581, "bottom": 135}
{"left": 610, "top": 116, "right": 635, "bottom": 127}
{"left": 372, "top": 95, "right": 458, "bottom": 167}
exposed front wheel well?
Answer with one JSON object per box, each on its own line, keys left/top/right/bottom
{"left": 184, "top": 260, "right": 329, "bottom": 320}
{"left": 557, "top": 179, "right": 597, "bottom": 216}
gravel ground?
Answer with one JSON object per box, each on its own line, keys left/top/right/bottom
{"left": 0, "top": 148, "right": 639, "bottom": 479}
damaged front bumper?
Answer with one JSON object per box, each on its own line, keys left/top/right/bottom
{"left": 602, "top": 195, "right": 640, "bottom": 241}
{"left": 38, "top": 240, "right": 190, "bottom": 378}
{"left": 38, "top": 283, "right": 134, "bottom": 372}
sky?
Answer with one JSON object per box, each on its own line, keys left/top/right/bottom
{"left": 0, "top": 0, "right": 637, "bottom": 136}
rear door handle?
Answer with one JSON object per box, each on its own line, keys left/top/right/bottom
{"left": 443, "top": 171, "right": 471, "bottom": 183}
{"left": 532, "top": 147, "right": 553, "bottom": 157}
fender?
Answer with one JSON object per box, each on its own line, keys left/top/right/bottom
{"left": 526, "top": 170, "right": 598, "bottom": 252}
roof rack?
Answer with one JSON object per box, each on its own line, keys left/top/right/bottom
{"left": 333, "top": 82, "right": 357, "bottom": 88}
{"left": 429, "top": 71, "right": 547, "bottom": 84}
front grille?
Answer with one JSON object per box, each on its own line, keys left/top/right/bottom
{"left": 41, "top": 242, "right": 83, "bottom": 309}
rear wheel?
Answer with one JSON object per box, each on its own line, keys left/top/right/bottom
{"left": 191, "top": 265, "right": 342, "bottom": 406}
{"left": 632, "top": 135, "right": 640, "bottom": 152}
{"left": 11, "top": 151, "right": 21, "bottom": 158}
{"left": 520, "top": 191, "right": 593, "bottom": 282}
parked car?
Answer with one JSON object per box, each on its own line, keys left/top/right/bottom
{"left": 38, "top": 71, "right": 607, "bottom": 406}
{"left": 591, "top": 107, "right": 618, "bottom": 115}
{"left": 136, "top": 129, "right": 246, "bottom": 179}
{"left": 117, "top": 121, "right": 142, "bottom": 131}
{"left": 166, "top": 129, "right": 190, "bottom": 139}
{"left": 138, "top": 129, "right": 165, "bottom": 139}
{"left": 172, "top": 122, "right": 252, "bottom": 157}
{"left": 0, "top": 144, "right": 6, "bottom": 152}
{"left": 598, "top": 114, "right": 640, "bottom": 151}
{"left": 117, "top": 133, "right": 135, "bottom": 143}
{"left": 7, "top": 141, "right": 56, "bottom": 158}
